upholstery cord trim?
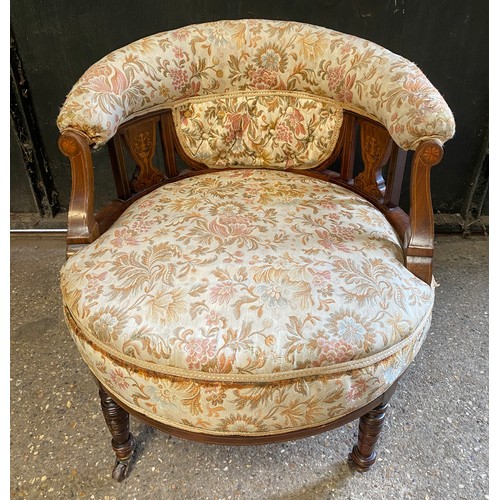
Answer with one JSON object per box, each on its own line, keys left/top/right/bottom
{"left": 118, "top": 89, "right": 380, "bottom": 126}
{"left": 77, "top": 89, "right": 385, "bottom": 149}
{"left": 60, "top": 88, "right": 446, "bottom": 152}
{"left": 64, "top": 304, "right": 433, "bottom": 384}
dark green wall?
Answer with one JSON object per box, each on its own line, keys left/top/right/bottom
{"left": 11, "top": 0, "right": 488, "bottom": 217}
{"left": 10, "top": 122, "right": 37, "bottom": 213}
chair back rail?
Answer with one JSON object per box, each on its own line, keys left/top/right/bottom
{"left": 105, "top": 109, "right": 407, "bottom": 206}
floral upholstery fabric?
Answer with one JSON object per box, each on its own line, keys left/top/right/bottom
{"left": 61, "top": 169, "right": 434, "bottom": 435}
{"left": 56, "top": 19, "right": 455, "bottom": 151}
{"left": 66, "top": 309, "right": 430, "bottom": 436}
{"left": 172, "top": 92, "right": 343, "bottom": 169}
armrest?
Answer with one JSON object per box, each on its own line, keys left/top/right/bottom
{"left": 58, "top": 129, "right": 100, "bottom": 258}
{"left": 405, "top": 140, "right": 444, "bottom": 284}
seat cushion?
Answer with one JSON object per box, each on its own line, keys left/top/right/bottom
{"left": 61, "top": 169, "right": 434, "bottom": 435}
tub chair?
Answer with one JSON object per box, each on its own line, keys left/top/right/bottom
{"left": 57, "top": 19, "right": 455, "bottom": 481}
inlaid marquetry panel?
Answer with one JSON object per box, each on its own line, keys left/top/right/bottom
{"left": 122, "top": 118, "right": 165, "bottom": 193}
{"left": 355, "top": 120, "right": 392, "bottom": 200}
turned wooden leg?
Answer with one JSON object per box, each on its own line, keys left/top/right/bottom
{"left": 348, "top": 403, "right": 389, "bottom": 472}
{"left": 98, "top": 384, "right": 135, "bottom": 482}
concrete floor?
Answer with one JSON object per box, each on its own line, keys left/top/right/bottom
{"left": 10, "top": 234, "right": 488, "bottom": 499}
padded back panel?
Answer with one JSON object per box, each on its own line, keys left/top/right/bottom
{"left": 172, "top": 91, "right": 343, "bottom": 169}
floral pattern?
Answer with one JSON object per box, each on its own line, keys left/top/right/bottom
{"left": 60, "top": 168, "right": 435, "bottom": 435}
{"left": 57, "top": 20, "right": 455, "bottom": 151}
{"left": 61, "top": 169, "right": 434, "bottom": 374}
{"left": 172, "top": 93, "right": 343, "bottom": 169}
{"left": 65, "top": 306, "right": 431, "bottom": 435}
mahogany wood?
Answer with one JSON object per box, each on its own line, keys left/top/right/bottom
{"left": 159, "top": 112, "right": 179, "bottom": 178}
{"left": 339, "top": 112, "right": 357, "bottom": 182}
{"left": 354, "top": 119, "right": 392, "bottom": 201}
{"left": 98, "top": 383, "right": 135, "bottom": 482}
{"left": 384, "top": 142, "right": 408, "bottom": 209}
{"left": 58, "top": 130, "right": 100, "bottom": 258}
{"left": 122, "top": 117, "right": 165, "bottom": 193}
{"left": 93, "top": 377, "right": 399, "bottom": 480}
{"left": 61, "top": 108, "right": 432, "bottom": 260}
{"left": 107, "top": 133, "right": 131, "bottom": 200}
{"left": 405, "top": 140, "right": 444, "bottom": 284}
{"left": 348, "top": 403, "right": 390, "bottom": 472}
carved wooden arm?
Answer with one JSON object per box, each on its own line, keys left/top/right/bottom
{"left": 58, "top": 130, "right": 100, "bottom": 258}
{"left": 405, "top": 140, "right": 444, "bottom": 284}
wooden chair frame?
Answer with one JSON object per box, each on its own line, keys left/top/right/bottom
{"left": 59, "top": 104, "right": 443, "bottom": 480}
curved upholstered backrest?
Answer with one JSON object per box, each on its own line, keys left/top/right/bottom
{"left": 57, "top": 19, "right": 455, "bottom": 151}
{"left": 171, "top": 92, "right": 344, "bottom": 170}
